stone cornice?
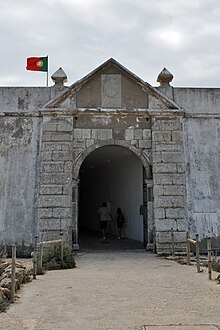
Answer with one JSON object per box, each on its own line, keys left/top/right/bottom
{"left": 148, "top": 108, "right": 185, "bottom": 118}
{"left": 2, "top": 109, "right": 219, "bottom": 119}
{"left": 0, "top": 112, "right": 40, "bottom": 117}
{"left": 39, "top": 107, "right": 151, "bottom": 116}
{"left": 184, "top": 113, "right": 220, "bottom": 118}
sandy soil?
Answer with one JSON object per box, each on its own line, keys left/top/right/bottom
{"left": 0, "top": 251, "right": 220, "bottom": 330}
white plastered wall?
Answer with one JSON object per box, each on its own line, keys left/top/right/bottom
{"left": 184, "top": 117, "right": 220, "bottom": 240}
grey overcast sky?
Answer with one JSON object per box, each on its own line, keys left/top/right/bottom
{"left": 1, "top": 0, "right": 220, "bottom": 87}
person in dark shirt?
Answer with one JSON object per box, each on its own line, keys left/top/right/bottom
{"left": 115, "top": 207, "right": 125, "bottom": 239}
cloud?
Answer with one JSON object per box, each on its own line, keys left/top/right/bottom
{"left": 0, "top": 0, "right": 220, "bottom": 87}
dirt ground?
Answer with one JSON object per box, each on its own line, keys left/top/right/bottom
{"left": 0, "top": 251, "right": 220, "bottom": 330}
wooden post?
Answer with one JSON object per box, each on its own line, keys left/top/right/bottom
{"left": 11, "top": 244, "right": 16, "bottom": 303}
{"left": 186, "top": 231, "right": 190, "bottom": 265}
{"left": 207, "top": 238, "right": 212, "bottom": 280}
{"left": 171, "top": 228, "right": 175, "bottom": 257}
{"left": 38, "top": 242, "right": 43, "bottom": 274}
{"left": 195, "top": 234, "right": 200, "bottom": 273}
{"left": 33, "top": 236, "right": 38, "bottom": 279}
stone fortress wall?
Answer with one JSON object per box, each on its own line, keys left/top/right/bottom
{"left": 0, "top": 59, "right": 219, "bottom": 254}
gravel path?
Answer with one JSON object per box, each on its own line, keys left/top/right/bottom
{"left": 1, "top": 251, "right": 220, "bottom": 330}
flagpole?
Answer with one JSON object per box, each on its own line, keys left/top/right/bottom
{"left": 46, "top": 55, "right": 48, "bottom": 87}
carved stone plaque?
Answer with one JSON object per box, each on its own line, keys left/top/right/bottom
{"left": 101, "top": 74, "right": 121, "bottom": 108}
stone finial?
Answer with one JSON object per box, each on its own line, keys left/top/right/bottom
{"left": 51, "top": 67, "right": 68, "bottom": 86}
{"left": 157, "top": 68, "right": 173, "bottom": 86}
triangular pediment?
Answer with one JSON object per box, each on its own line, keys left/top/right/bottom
{"left": 42, "top": 58, "right": 180, "bottom": 112}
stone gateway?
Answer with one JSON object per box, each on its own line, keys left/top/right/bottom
{"left": 0, "top": 58, "right": 219, "bottom": 254}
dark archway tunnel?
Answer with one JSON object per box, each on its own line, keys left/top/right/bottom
{"left": 78, "top": 145, "right": 145, "bottom": 249}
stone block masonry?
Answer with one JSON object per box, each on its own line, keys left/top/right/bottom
{"left": 37, "top": 116, "right": 74, "bottom": 243}
{"left": 151, "top": 116, "right": 187, "bottom": 254}
{"left": 1, "top": 59, "right": 219, "bottom": 255}
{"left": 71, "top": 122, "right": 153, "bottom": 248}
{"left": 37, "top": 112, "right": 187, "bottom": 253}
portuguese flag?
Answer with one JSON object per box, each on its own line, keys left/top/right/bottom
{"left": 26, "top": 56, "right": 48, "bottom": 72}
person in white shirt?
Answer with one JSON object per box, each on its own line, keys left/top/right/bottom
{"left": 98, "top": 202, "right": 112, "bottom": 239}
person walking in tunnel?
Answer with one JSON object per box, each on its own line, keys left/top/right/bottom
{"left": 98, "top": 202, "right": 112, "bottom": 240}
{"left": 115, "top": 207, "right": 125, "bottom": 239}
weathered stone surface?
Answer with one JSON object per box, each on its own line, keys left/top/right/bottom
{"left": 143, "top": 129, "right": 151, "bottom": 140}
{"left": 134, "top": 129, "right": 142, "bottom": 140}
{"left": 0, "top": 87, "right": 51, "bottom": 113}
{"left": 165, "top": 208, "right": 186, "bottom": 218}
{"left": 62, "top": 184, "right": 72, "bottom": 195}
{"left": 39, "top": 185, "right": 63, "bottom": 195}
{"left": 86, "top": 139, "right": 94, "bottom": 147}
{"left": 125, "top": 129, "right": 134, "bottom": 140}
{"left": 41, "top": 151, "right": 53, "bottom": 161}
{"left": 82, "top": 129, "right": 91, "bottom": 139}
{"left": 40, "top": 173, "right": 71, "bottom": 185}
{"left": 73, "top": 148, "right": 83, "bottom": 161}
{"left": 53, "top": 208, "right": 72, "bottom": 218}
{"left": 52, "top": 151, "right": 72, "bottom": 161}
{"left": 43, "top": 123, "right": 57, "bottom": 132}
{"left": 172, "top": 174, "right": 185, "bottom": 185}
{"left": 41, "top": 162, "right": 64, "bottom": 173}
{"left": 152, "top": 119, "right": 182, "bottom": 131}
{"left": 153, "top": 174, "right": 173, "bottom": 185}
{"left": 0, "top": 117, "right": 40, "bottom": 247}
{"left": 90, "top": 128, "right": 113, "bottom": 140}
{"left": 139, "top": 140, "right": 151, "bottom": 149}
{"left": 152, "top": 131, "right": 171, "bottom": 142}
{"left": 38, "top": 218, "right": 72, "bottom": 231}
{"left": 43, "top": 142, "right": 72, "bottom": 152}
{"left": 42, "top": 132, "right": 73, "bottom": 142}
{"left": 163, "top": 185, "right": 185, "bottom": 196}
{"left": 99, "top": 129, "right": 113, "bottom": 140}
{"left": 152, "top": 152, "right": 162, "bottom": 163}
{"left": 172, "top": 131, "right": 183, "bottom": 143}
{"left": 57, "top": 122, "right": 73, "bottom": 132}
{"left": 101, "top": 74, "right": 121, "bottom": 108}
{"left": 38, "top": 195, "right": 71, "bottom": 208}
{"left": 156, "top": 230, "right": 185, "bottom": 243}
{"left": 153, "top": 174, "right": 185, "bottom": 186}
{"left": 64, "top": 161, "right": 72, "bottom": 172}
{"left": 177, "top": 164, "right": 185, "bottom": 173}
{"left": 38, "top": 208, "right": 53, "bottom": 219}
{"left": 155, "top": 219, "right": 178, "bottom": 231}
{"left": 73, "top": 140, "right": 86, "bottom": 148}
{"left": 154, "top": 144, "right": 183, "bottom": 152}
{"left": 73, "top": 129, "right": 83, "bottom": 139}
{"left": 154, "top": 208, "right": 165, "bottom": 219}
{"left": 153, "top": 163, "right": 177, "bottom": 173}
{"left": 156, "top": 242, "right": 186, "bottom": 254}
{"left": 161, "top": 152, "right": 184, "bottom": 163}
{"left": 153, "top": 185, "right": 164, "bottom": 196}
{"left": 156, "top": 217, "right": 187, "bottom": 232}
{"left": 175, "top": 218, "right": 188, "bottom": 231}
{"left": 130, "top": 139, "right": 138, "bottom": 147}
{"left": 154, "top": 196, "right": 184, "bottom": 208}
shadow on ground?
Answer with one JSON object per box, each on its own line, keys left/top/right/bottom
{"left": 78, "top": 227, "right": 144, "bottom": 251}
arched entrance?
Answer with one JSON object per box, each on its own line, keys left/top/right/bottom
{"left": 78, "top": 145, "right": 148, "bottom": 249}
